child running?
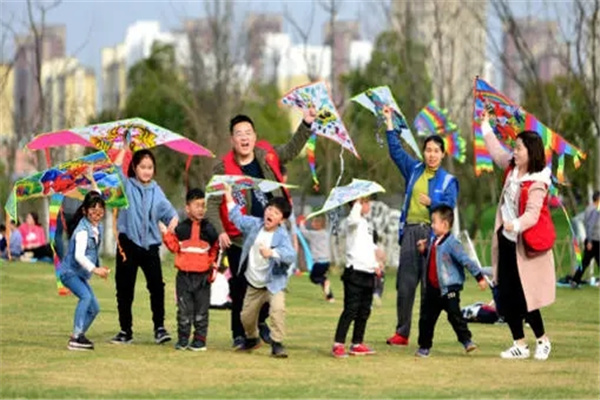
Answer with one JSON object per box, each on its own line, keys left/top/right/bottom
{"left": 224, "top": 183, "right": 296, "bottom": 358}
{"left": 298, "top": 215, "right": 334, "bottom": 302}
{"left": 111, "top": 148, "right": 179, "bottom": 345}
{"left": 331, "top": 197, "right": 380, "bottom": 358}
{"left": 414, "top": 205, "right": 488, "bottom": 357}
{"left": 60, "top": 191, "right": 110, "bottom": 351}
{"left": 160, "top": 188, "right": 219, "bottom": 351}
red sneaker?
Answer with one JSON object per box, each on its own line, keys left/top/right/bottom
{"left": 386, "top": 333, "right": 409, "bottom": 346}
{"left": 349, "top": 343, "right": 376, "bottom": 356}
{"left": 331, "top": 343, "right": 348, "bottom": 358}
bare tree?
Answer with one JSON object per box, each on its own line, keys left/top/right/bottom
{"left": 284, "top": 0, "right": 321, "bottom": 82}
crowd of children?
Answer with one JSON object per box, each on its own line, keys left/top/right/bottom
{"left": 5, "top": 101, "right": 564, "bottom": 362}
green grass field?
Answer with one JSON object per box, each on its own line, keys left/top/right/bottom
{"left": 0, "top": 260, "right": 598, "bottom": 399}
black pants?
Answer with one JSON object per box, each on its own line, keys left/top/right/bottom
{"left": 334, "top": 267, "right": 374, "bottom": 344}
{"left": 115, "top": 234, "right": 165, "bottom": 334}
{"left": 418, "top": 286, "right": 471, "bottom": 349}
{"left": 573, "top": 240, "right": 599, "bottom": 284}
{"left": 309, "top": 262, "right": 330, "bottom": 285}
{"left": 227, "top": 244, "right": 269, "bottom": 340}
{"left": 30, "top": 244, "right": 54, "bottom": 260}
{"left": 176, "top": 271, "right": 211, "bottom": 341}
{"left": 497, "top": 230, "right": 546, "bottom": 340}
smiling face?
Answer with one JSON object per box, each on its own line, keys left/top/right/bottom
{"left": 86, "top": 203, "right": 106, "bottom": 226}
{"left": 186, "top": 198, "right": 205, "bottom": 221}
{"left": 231, "top": 121, "right": 257, "bottom": 162}
{"left": 135, "top": 156, "right": 155, "bottom": 183}
{"left": 513, "top": 138, "right": 529, "bottom": 170}
{"left": 263, "top": 205, "right": 284, "bottom": 231}
{"left": 423, "top": 140, "right": 444, "bottom": 169}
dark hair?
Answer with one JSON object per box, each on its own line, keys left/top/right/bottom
{"left": 593, "top": 190, "right": 600, "bottom": 202}
{"left": 0, "top": 224, "right": 5, "bottom": 232}
{"left": 432, "top": 204, "right": 454, "bottom": 228}
{"left": 229, "top": 114, "right": 255, "bottom": 134}
{"left": 510, "top": 131, "right": 546, "bottom": 173}
{"left": 127, "top": 149, "right": 156, "bottom": 178}
{"left": 28, "top": 212, "right": 40, "bottom": 226}
{"left": 68, "top": 191, "right": 106, "bottom": 237}
{"left": 423, "top": 135, "right": 445, "bottom": 153}
{"left": 279, "top": 163, "right": 287, "bottom": 176}
{"left": 267, "top": 197, "right": 291, "bottom": 219}
{"left": 186, "top": 188, "right": 205, "bottom": 203}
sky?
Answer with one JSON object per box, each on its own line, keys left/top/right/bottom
{"left": 1, "top": 0, "right": 384, "bottom": 74}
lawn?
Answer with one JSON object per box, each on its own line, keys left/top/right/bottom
{"left": 0, "top": 259, "right": 598, "bottom": 399}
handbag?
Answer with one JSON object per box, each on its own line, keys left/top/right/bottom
{"left": 519, "top": 181, "right": 556, "bottom": 257}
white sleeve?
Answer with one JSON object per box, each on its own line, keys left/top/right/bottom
{"left": 481, "top": 120, "right": 494, "bottom": 136}
{"left": 227, "top": 200, "right": 236, "bottom": 211}
{"left": 74, "top": 231, "right": 97, "bottom": 273}
{"left": 346, "top": 201, "right": 362, "bottom": 227}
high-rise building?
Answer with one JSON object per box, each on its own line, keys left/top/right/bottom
{"left": 323, "top": 20, "right": 361, "bottom": 103}
{"left": 101, "top": 44, "right": 127, "bottom": 111}
{"left": 244, "top": 13, "right": 283, "bottom": 81}
{"left": 13, "top": 24, "right": 66, "bottom": 137}
{"left": 502, "top": 18, "right": 567, "bottom": 102}
{"left": 391, "top": 1, "right": 488, "bottom": 126}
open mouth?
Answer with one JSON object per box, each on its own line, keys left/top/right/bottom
{"left": 265, "top": 216, "right": 273, "bottom": 225}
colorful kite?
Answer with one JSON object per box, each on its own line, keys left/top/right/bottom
{"left": 305, "top": 133, "right": 319, "bottom": 191}
{"left": 414, "top": 100, "right": 465, "bottom": 163}
{"left": 352, "top": 86, "right": 422, "bottom": 159}
{"left": 205, "top": 174, "right": 298, "bottom": 197}
{"left": 472, "top": 77, "right": 586, "bottom": 182}
{"left": 4, "top": 151, "right": 128, "bottom": 295}
{"left": 306, "top": 179, "right": 386, "bottom": 220}
{"left": 280, "top": 81, "right": 358, "bottom": 158}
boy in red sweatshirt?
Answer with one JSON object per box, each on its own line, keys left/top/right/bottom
{"left": 160, "top": 188, "right": 219, "bottom": 351}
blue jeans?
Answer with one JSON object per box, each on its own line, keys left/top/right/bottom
{"left": 60, "top": 272, "right": 99, "bottom": 336}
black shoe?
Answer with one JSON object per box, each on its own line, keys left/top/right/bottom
{"left": 68, "top": 335, "right": 94, "bottom": 350}
{"left": 189, "top": 337, "right": 207, "bottom": 352}
{"left": 239, "top": 337, "right": 261, "bottom": 351}
{"left": 175, "top": 337, "right": 189, "bottom": 350}
{"left": 271, "top": 341, "right": 288, "bottom": 358}
{"left": 232, "top": 336, "right": 245, "bottom": 350}
{"left": 110, "top": 331, "right": 133, "bottom": 344}
{"left": 258, "top": 322, "right": 272, "bottom": 345}
{"left": 155, "top": 327, "right": 172, "bottom": 345}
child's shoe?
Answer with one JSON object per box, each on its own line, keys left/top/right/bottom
{"left": 415, "top": 347, "right": 430, "bottom": 357}
{"left": 110, "top": 330, "right": 133, "bottom": 344}
{"left": 239, "top": 337, "right": 261, "bottom": 351}
{"left": 271, "top": 341, "right": 288, "bottom": 358}
{"left": 189, "top": 337, "right": 207, "bottom": 352}
{"left": 232, "top": 336, "right": 245, "bottom": 350}
{"left": 500, "top": 341, "right": 530, "bottom": 359}
{"left": 154, "top": 327, "right": 172, "bottom": 345}
{"left": 331, "top": 343, "right": 348, "bottom": 358}
{"left": 174, "top": 337, "right": 189, "bottom": 350}
{"left": 463, "top": 340, "right": 478, "bottom": 353}
{"left": 68, "top": 334, "right": 94, "bottom": 351}
{"left": 534, "top": 337, "right": 551, "bottom": 361}
{"left": 349, "top": 343, "right": 376, "bottom": 356}
{"left": 386, "top": 333, "right": 409, "bottom": 346}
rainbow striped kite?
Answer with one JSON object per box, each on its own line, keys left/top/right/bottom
{"left": 472, "top": 77, "right": 586, "bottom": 182}
{"left": 414, "top": 100, "right": 465, "bottom": 163}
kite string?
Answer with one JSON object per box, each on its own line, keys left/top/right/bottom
{"left": 335, "top": 146, "right": 345, "bottom": 188}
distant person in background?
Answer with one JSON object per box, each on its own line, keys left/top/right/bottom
{"left": 571, "top": 190, "right": 600, "bottom": 287}
{"left": 0, "top": 220, "right": 23, "bottom": 259}
{"left": 299, "top": 215, "right": 334, "bottom": 302}
{"left": 18, "top": 212, "right": 53, "bottom": 260}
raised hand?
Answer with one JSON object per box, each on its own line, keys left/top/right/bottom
{"left": 303, "top": 106, "right": 317, "bottom": 125}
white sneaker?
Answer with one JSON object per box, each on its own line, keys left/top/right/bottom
{"left": 534, "top": 338, "right": 552, "bottom": 360}
{"left": 500, "top": 341, "right": 530, "bottom": 359}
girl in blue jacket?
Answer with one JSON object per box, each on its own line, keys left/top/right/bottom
{"left": 60, "top": 191, "right": 110, "bottom": 351}
{"left": 381, "top": 106, "right": 459, "bottom": 347}
{"left": 111, "top": 149, "right": 178, "bottom": 345}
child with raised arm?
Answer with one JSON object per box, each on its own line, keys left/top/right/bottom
{"left": 414, "top": 205, "right": 488, "bottom": 357}
{"left": 111, "top": 148, "right": 178, "bottom": 345}
{"left": 159, "top": 188, "right": 219, "bottom": 351}
{"left": 331, "top": 197, "right": 380, "bottom": 358}
{"left": 59, "top": 191, "right": 110, "bottom": 351}
{"left": 298, "top": 215, "right": 334, "bottom": 302}
{"left": 224, "top": 183, "right": 296, "bottom": 358}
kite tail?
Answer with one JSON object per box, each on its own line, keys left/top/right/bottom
{"left": 306, "top": 133, "right": 319, "bottom": 191}
{"left": 113, "top": 208, "right": 127, "bottom": 262}
{"left": 49, "top": 194, "right": 70, "bottom": 296}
